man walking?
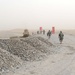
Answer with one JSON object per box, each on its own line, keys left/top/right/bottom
{"left": 59, "top": 31, "right": 64, "bottom": 44}
{"left": 47, "top": 30, "right": 51, "bottom": 39}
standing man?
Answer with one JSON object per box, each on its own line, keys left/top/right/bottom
{"left": 47, "top": 30, "right": 51, "bottom": 39}
{"left": 59, "top": 31, "right": 64, "bottom": 44}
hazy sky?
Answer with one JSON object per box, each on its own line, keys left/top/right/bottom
{"left": 0, "top": 0, "right": 75, "bottom": 30}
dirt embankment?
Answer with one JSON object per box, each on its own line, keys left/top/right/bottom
{"left": 0, "top": 36, "right": 53, "bottom": 74}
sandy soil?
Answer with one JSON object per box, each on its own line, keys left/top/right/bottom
{"left": 2, "top": 33, "right": 75, "bottom": 75}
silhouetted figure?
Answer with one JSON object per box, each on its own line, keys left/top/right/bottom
{"left": 58, "top": 31, "right": 64, "bottom": 44}
{"left": 37, "top": 31, "right": 39, "bottom": 34}
{"left": 43, "top": 30, "right": 45, "bottom": 35}
{"left": 47, "top": 30, "right": 51, "bottom": 39}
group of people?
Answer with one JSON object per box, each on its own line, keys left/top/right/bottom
{"left": 47, "top": 30, "right": 64, "bottom": 44}
{"left": 37, "top": 30, "right": 64, "bottom": 44}
{"left": 37, "top": 30, "right": 46, "bottom": 34}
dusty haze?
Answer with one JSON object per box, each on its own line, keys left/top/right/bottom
{"left": 0, "top": 0, "right": 75, "bottom": 30}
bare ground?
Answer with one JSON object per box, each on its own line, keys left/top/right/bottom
{"left": 1, "top": 33, "right": 75, "bottom": 75}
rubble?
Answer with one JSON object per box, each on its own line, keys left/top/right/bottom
{"left": 20, "top": 36, "right": 53, "bottom": 53}
{"left": 37, "top": 36, "right": 53, "bottom": 46}
{"left": 0, "top": 36, "right": 53, "bottom": 61}
{"left": 0, "top": 36, "right": 53, "bottom": 73}
{"left": 0, "top": 48, "right": 22, "bottom": 73}
{"left": 0, "top": 39, "right": 41, "bottom": 61}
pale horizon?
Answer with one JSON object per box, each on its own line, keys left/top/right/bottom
{"left": 0, "top": 0, "right": 75, "bottom": 30}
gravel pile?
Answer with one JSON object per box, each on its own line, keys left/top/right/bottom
{"left": 0, "top": 39, "right": 42, "bottom": 61}
{"left": 37, "top": 37, "right": 53, "bottom": 46}
{"left": 0, "top": 36, "right": 53, "bottom": 61}
{"left": 0, "top": 48, "right": 22, "bottom": 73}
{"left": 0, "top": 36, "right": 54, "bottom": 73}
{"left": 20, "top": 36, "right": 53, "bottom": 53}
